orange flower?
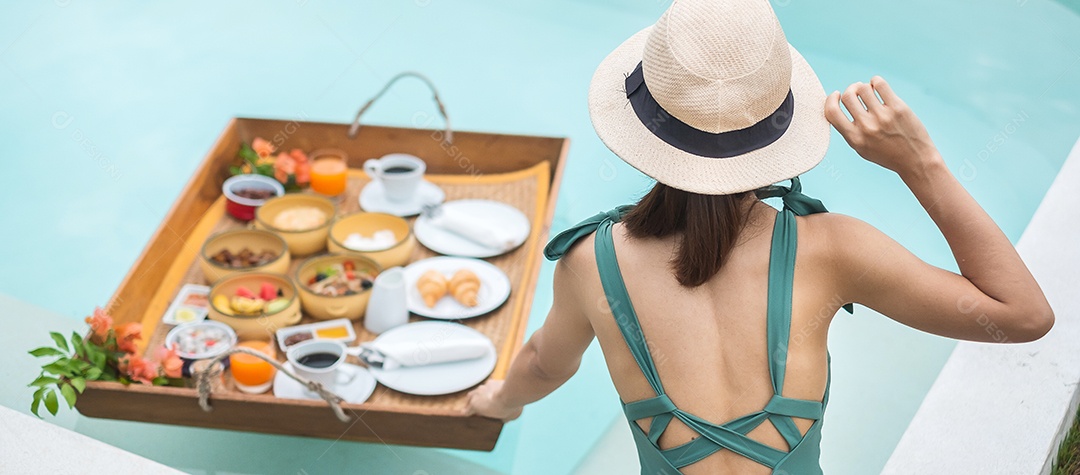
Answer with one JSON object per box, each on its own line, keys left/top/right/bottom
{"left": 119, "top": 355, "right": 159, "bottom": 385}
{"left": 84, "top": 307, "right": 112, "bottom": 344}
{"left": 288, "top": 149, "right": 308, "bottom": 163}
{"left": 252, "top": 137, "right": 275, "bottom": 159}
{"left": 115, "top": 322, "right": 142, "bottom": 354}
{"left": 291, "top": 149, "right": 311, "bottom": 186}
{"left": 273, "top": 152, "right": 296, "bottom": 184}
{"left": 154, "top": 343, "right": 184, "bottom": 379}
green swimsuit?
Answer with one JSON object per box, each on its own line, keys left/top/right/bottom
{"left": 545, "top": 178, "right": 848, "bottom": 474}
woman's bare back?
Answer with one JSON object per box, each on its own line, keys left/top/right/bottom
{"left": 567, "top": 203, "right": 845, "bottom": 474}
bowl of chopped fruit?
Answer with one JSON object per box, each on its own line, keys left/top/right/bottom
{"left": 207, "top": 272, "right": 301, "bottom": 339}
{"left": 294, "top": 253, "right": 381, "bottom": 321}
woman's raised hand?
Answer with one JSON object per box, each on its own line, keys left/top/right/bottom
{"left": 825, "top": 76, "right": 941, "bottom": 177}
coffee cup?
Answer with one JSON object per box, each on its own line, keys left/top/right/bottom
{"left": 363, "top": 154, "right": 426, "bottom": 203}
{"left": 286, "top": 340, "right": 357, "bottom": 391}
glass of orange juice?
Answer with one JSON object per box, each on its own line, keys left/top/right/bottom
{"left": 230, "top": 340, "right": 277, "bottom": 394}
{"left": 309, "top": 149, "right": 349, "bottom": 196}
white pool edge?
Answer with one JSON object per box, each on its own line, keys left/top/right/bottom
{"left": 0, "top": 405, "right": 184, "bottom": 474}
{"left": 883, "top": 134, "right": 1080, "bottom": 475}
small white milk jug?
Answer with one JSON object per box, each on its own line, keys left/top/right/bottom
{"left": 364, "top": 266, "right": 409, "bottom": 334}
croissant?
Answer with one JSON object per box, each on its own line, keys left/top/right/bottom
{"left": 417, "top": 270, "right": 449, "bottom": 308}
{"left": 449, "top": 269, "right": 481, "bottom": 307}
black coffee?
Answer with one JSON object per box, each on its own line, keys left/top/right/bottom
{"left": 383, "top": 166, "right": 415, "bottom": 174}
{"left": 297, "top": 352, "right": 340, "bottom": 368}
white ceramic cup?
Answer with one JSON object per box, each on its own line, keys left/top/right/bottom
{"left": 286, "top": 340, "right": 357, "bottom": 391}
{"left": 364, "top": 266, "right": 409, "bottom": 334}
{"left": 363, "top": 154, "right": 426, "bottom": 203}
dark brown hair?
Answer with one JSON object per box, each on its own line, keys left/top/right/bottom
{"left": 622, "top": 183, "right": 754, "bottom": 287}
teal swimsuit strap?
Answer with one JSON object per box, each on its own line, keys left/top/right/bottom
{"left": 545, "top": 205, "right": 664, "bottom": 394}
{"left": 759, "top": 178, "right": 852, "bottom": 392}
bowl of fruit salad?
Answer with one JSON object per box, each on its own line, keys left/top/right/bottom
{"left": 207, "top": 272, "right": 301, "bottom": 339}
{"left": 294, "top": 253, "right": 381, "bottom": 321}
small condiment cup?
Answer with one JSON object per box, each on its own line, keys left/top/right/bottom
{"left": 223, "top": 174, "right": 284, "bottom": 221}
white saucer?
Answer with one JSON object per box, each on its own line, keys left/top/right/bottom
{"left": 359, "top": 180, "right": 445, "bottom": 217}
{"left": 273, "top": 362, "right": 377, "bottom": 404}
{"left": 403, "top": 257, "right": 511, "bottom": 320}
{"left": 413, "top": 199, "right": 530, "bottom": 258}
{"left": 366, "top": 321, "right": 497, "bottom": 396}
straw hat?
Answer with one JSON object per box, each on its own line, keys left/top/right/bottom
{"left": 588, "top": 0, "right": 829, "bottom": 195}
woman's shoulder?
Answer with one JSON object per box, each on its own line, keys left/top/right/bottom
{"left": 556, "top": 229, "right": 598, "bottom": 271}
{"left": 799, "top": 211, "right": 876, "bottom": 236}
{"left": 796, "top": 211, "right": 894, "bottom": 272}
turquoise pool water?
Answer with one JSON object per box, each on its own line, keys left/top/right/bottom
{"left": 1, "top": 1, "right": 1078, "bottom": 474}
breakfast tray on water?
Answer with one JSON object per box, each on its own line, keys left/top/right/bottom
{"left": 74, "top": 117, "right": 568, "bottom": 450}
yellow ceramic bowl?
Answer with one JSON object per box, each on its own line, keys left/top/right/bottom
{"left": 254, "top": 194, "right": 336, "bottom": 257}
{"left": 327, "top": 212, "right": 415, "bottom": 269}
{"left": 295, "top": 253, "right": 381, "bottom": 321}
{"left": 199, "top": 229, "right": 290, "bottom": 283}
{"left": 208, "top": 273, "right": 302, "bottom": 340}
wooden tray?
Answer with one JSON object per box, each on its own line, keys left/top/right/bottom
{"left": 74, "top": 117, "right": 569, "bottom": 450}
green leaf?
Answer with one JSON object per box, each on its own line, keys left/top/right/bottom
{"left": 151, "top": 376, "right": 168, "bottom": 386}
{"left": 63, "top": 359, "right": 82, "bottom": 372}
{"left": 29, "top": 347, "right": 64, "bottom": 358}
{"left": 85, "top": 367, "right": 103, "bottom": 380}
{"left": 255, "top": 163, "right": 275, "bottom": 177}
{"left": 164, "top": 377, "right": 186, "bottom": 387}
{"left": 72, "top": 333, "right": 86, "bottom": 358}
{"left": 49, "top": 332, "right": 69, "bottom": 353}
{"left": 238, "top": 143, "right": 261, "bottom": 163}
{"left": 229, "top": 165, "right": 243, "bottom": 176}
{"left": 43, "top": 390, "right": 58, "bottom": 416}
{"left": 42, "top": 360, "right": 72, "bottom": 377}
{"left": 90, "top": 351, "right": 106, "bottom": 370}
{"left": 70, "top": 377, "right": 86, "bottom": 393}
{"left": 31, "top": 390, "right": 42, "bottom": 417}
{"left": 29, "top": 375, "right": 59, "bottom": 387}
{"left": 59, "top": 383, "right": 77, "bottom": 409}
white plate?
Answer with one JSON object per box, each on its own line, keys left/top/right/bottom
{"left": 273, "top": 362, "right": 377, "bottom": 404}
{"left": 413, "top": 199, "right": 530, "bottom": 258}
{"left": 358, "top": 180, "right": 445, "bottom": 217}
{"left": 365, "top": 321, "right": 496, "bottom": 396}
{"left": 403, "top": 257, "right": 511, "bottom": 320}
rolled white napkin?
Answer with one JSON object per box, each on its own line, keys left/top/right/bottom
{"left": 363, "top": 338, "right": 489, "bottom": 370}
{"left": 428, "top": 206, "right": 516, "bottom": 251}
